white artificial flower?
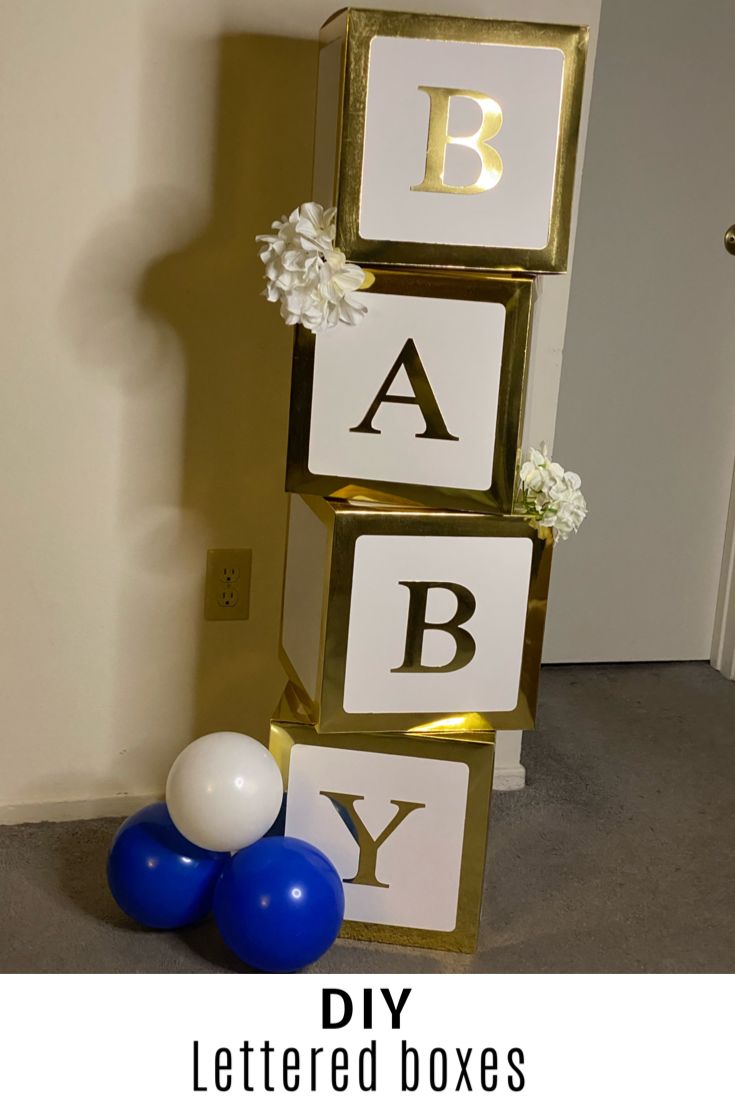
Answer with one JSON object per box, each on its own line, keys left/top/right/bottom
{"left": 256, "top": 202, "right": 367, "bottom": 333}
{"left": 518, "top": 443, "right": 587, "bottom": 542}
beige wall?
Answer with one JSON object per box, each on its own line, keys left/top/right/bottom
{"left": 1, "top": 3, "right": 320, "bottom": 814}
{"left": 9, "top": 0, "right": 734, "bottom": 819}
{"left": 1, "top": 0, "right": 602, "bottom": 817}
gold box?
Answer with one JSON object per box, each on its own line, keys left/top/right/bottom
{"left": 270, "top": 685, "right": 495, "bottom": 952}
{"left": 314, "top": 8, "right": 588, "bottom": 273}
{"left": 279, "top": 495, "right": 552, "bottom": 734}
{"left": 287, "top": 269, "right": 533, "bottom": 515}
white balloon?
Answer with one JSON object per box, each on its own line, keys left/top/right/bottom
{"left": 166, "top": 732, "right": 284, "bottom": 853}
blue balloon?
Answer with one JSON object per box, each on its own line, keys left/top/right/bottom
{"left": 107, "top": 802, "right": 227, "bottom": 929}
{"left": 214, "top": 836, "right": 345, "bottom": 972}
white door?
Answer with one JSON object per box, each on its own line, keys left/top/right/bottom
{"left": 543, "top": 0, "right": 735, "bottom": 665}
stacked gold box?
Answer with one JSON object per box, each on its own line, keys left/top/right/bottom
{"left": 271, "top": 8, "right": 588, "bottom": 952}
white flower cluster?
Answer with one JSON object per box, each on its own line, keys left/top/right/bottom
{"left": 519, "top": 444, "right": 587, "bottom": 541}
{"left": 256, "top": 202, "right": 367, "bottom": 333}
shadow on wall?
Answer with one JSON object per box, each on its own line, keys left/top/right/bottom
{"left": 138, "top": 32, "right": 319, "bottom": 746}
{"left": 62, "top": 33, "right": 318, "bottom": 799}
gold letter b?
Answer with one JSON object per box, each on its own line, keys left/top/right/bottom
{"left": 411, "top": 86, "right": 503, "bottom": 195}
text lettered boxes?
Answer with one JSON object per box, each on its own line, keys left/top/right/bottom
{"left": 269, "top": 690, "right": 494, "bottom": 952}
{"left": 287, "top": 271, "right": 533, "bottom": 515}
{"left": 314, "top": 8, "right": 588, "bottom": 273}
{"left": 279, "top": 496, "right": 552, "bottom": 734}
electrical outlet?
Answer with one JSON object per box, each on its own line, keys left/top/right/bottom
{"left": 204, "top": 549, "right": 252, "bottom": 621}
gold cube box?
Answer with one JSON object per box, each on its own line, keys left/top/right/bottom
{"left": 279, "top": 495, "right": 552, "bottom": 735}
{"left": 270, "top": 685, "right": 495, "bottom": 953}
{"left": 314, "top": 8, "right": 588, "bottom": 273}
{"left": 287, "top": 269, "right": 533, "bottom": 515}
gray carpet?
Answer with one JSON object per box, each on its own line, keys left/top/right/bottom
{"left": 1, "top": 662, "right": 733, "bottom": 973}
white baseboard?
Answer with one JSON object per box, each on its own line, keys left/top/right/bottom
{"left": 492, "top": 763, "right": 526, "bottom": 792}
{"left": 1, "top": 763, "right": 527, "bottom": 826}
{"left": 493, "top": 729, "right": 526, "bottom": 791}
{"left": 712, "top": 455, "right": 735, "bottom": 681}
{"left": 0, "top": 793, "right": 163, "bottom": 826}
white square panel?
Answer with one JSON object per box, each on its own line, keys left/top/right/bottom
{"left": 344, "top": 534, "right": 533, "bottom": 714}
{"left": 360, "top": 36, "right": 564, "bottom": 248}
{"left": 285, "top": 743, "right": 469, "bottom": 931}
{"left": 308, "top": 292, "right": 506, "bottom": 491}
